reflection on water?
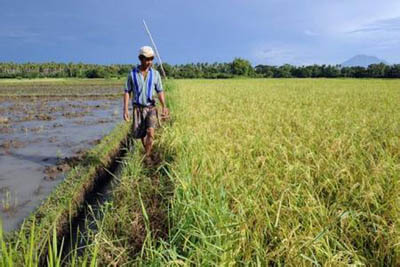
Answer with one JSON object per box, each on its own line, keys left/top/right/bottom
{"left": 0, "top": 97, "right": 125, "bottom": 232}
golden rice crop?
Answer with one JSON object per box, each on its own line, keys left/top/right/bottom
{"left": 140, "top": 78, "right": 400, "bottom": 265}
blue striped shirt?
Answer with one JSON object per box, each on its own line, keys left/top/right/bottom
{"left": 124, "top": 67, "right": 163, "bottom": 106}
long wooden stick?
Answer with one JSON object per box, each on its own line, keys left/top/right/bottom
{"left": 143, "top": 20, "right": 167, "bottom": 79}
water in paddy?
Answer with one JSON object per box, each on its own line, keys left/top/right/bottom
{"left": 0, "top": 97, "right": 126, "bottom": 232}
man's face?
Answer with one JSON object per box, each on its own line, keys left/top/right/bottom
{"left": 139, "top": 55, "right": 154, "bottom": 69}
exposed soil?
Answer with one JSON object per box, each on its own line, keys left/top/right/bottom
{"left": 0, "top": 116, "right": 8, "bottom": 123}
{"left": 29, "top": 126, "right": 45, "bottom": 133}
{"left": 96, "top": 118, "right": 114, "bottom": 124}
{"left": 43, "top": 165, "right": 69, "bottom": 181}
{"left": 0, "top": 126, "right": 13, "bottom": 134}
{"left": 88, "top": 139, "right": 101, "bottom": 146}
{"left": 1, "top": 139, "right": 26, "bottom": 151}
{"left": 43, "top": 150, "right": 87, "bottom": 180}
{"left": 48, "top": 136, "right": 58, "bottom": 143}
{"left": 0, "top": 96, "right": 122, "bottom": 233}
{"left": 62, "top": 111, "right": 90, "bottom": 119}
{"left": 0, "top": 80, "right": 123, "bottom": 98}
{"left": 35, "top": 114, "right": 54, "bottom": 121}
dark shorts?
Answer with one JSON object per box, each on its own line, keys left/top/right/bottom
{"left": 132, "top": 106, "right": 158, "bottom": 139}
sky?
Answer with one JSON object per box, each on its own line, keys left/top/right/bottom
{"left": 1, "top": 0, "right": 400, "bottom": 66}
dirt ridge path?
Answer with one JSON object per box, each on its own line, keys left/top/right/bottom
{"left": 60, "top": 119, "right": 174, "bottom": 264}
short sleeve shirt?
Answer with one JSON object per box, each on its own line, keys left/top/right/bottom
{"left": 124, "top": 67, "right": 163, "bottom": 106}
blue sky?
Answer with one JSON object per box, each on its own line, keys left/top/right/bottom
{"left": 1, "top": 0, "right": 400, "bottom": 65}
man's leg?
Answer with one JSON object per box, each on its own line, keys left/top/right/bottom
{"left": 143, "top": 107, "right": 157, "bottom": 164}
{"left": 143, "top": 127, "right": 155, "bottom": 158}
{"left": 133, "top": 107, "right": 145, "bottom": 150}
{"left": 141, "top": 137, "right": 145, "bottom": 149}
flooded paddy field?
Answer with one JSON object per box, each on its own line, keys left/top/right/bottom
{"left": 0, "top": 78, "right": 123, "bottom": 97}
{"left": 0, "top": 79, "right": 125, "bottom": 232}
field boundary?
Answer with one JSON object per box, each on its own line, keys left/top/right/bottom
{"left": 0, "top": 93, "right": 120, "bottom": 98}
{"left": 4, "top": 121, "right": 132, "bottom": 263}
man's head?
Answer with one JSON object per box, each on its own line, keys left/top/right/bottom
{"left": 138, "top": 46, "right": 154, "bottom": 69}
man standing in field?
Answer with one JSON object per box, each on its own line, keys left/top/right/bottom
{"left": 123, "top": 46, "right": 168, "bottom": 164}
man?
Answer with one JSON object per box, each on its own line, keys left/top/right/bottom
{"left": 123, "top": 46, "right": 168, "bottom": 164}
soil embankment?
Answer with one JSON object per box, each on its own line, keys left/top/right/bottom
{"left": 4, "top": 121, "right": 131, "bottom": 264}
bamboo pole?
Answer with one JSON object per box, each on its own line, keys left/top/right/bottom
{"left": 143, "top": 20, "right": 167, "bottom": 79}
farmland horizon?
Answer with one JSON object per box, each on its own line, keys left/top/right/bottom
{"left": 1, "top": 1, "right": 400, "bottom": 65}
{"left": 0, "top": 54, "right": 394, "bottom": 67}
{"left": 2, "top": 58, "right": 400, "bottom": 79}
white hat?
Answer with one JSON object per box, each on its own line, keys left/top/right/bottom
{"left": 139, "top": 46, "right": 154, "bottom": 58}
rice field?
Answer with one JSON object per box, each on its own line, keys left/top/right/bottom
{"left": 0, "top": 78, "right": 123, "bottom": 97}
{"left": 63, "top": 78, "right": 399, "bottom": 265}
{"left": 2, "top": 78, "right": 400, "bottom": 265}
{"left": 0, "top": 79, "right": 124, "bottom": 232}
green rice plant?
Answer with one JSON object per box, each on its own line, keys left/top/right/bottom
{"left": 1, "top": 191, "right": 18, "bottom": 214}
{"left": 1, "top": 218, "right": 43, "bottom": 266}
{"left": 91, "top": 78, "right": 400, "bottom": 265}
{"left": 46, "top": 227, "right": 63, "bottom": 267}
{"left": 1, "top": 216, "right": 98, "bottom": 266}
{"left": 0, "top": 220, "right": 15, "bottom": 266}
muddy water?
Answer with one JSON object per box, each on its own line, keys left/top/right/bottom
{"left": 0, "top": 97, "right": 125, "bottom": 232}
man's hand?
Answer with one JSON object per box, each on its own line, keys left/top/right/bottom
{"left": 123, "top": 92, "right": 130, "bottom": 122}
{"left": 161, "top": 107, "right": 169, "bottom": 119}
{"left": 157, "top": 91, "right": 169, "bottom": 119}
{"left": 123, "top": 109, "right": 130, "bottom": 121}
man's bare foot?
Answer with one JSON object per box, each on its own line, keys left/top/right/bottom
{"left": 150, "top": 152, "right": 161, "bottom": 165}
{"left": 144, "top": 155, "right": 154, "bottom": 167}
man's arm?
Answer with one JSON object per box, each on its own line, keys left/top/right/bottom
{"left": 157, "top": 91, "right": 166, "bottom": 108}
{"left": 123, "top": 92, "right": 130, "bottom": 121}
{"left": 155, "top": 71, "right": 169, "bottom": 117}
{"left": 157, "top": 91, "right": 168, "bottom": 117}
{"left": 123, "top": 74, "right": 132, "bottom": 121}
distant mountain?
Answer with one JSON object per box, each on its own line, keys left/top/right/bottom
{"left": 341, "top": 55, "right": 388, "bottom": 67}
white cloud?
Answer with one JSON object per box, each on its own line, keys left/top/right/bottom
{"left": 0, "top": 27, "right": 40, "bottom": 39}
{"left": 304, "top": 30, "right": 319, "bottom": 37}
{"left": 347, "top": 16, "right": 400, "bottom": 34}
{"left": 251, "top": 43, "right": 321, "bottom": 66}
{"left": 253, "top": 46, "right": 293, "bottom": 65}
{"left": 297, "top": 1, "right": 400, "bottom": 36}
{"left": 248, "top": 1, "right": 400, "bottom": 65}
{"left": 342, "top": 16, "right": 400, "bottom": 55}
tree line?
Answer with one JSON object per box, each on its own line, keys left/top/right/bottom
{"left": 1, "top": 59, "right": 400, "bottom": 79}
